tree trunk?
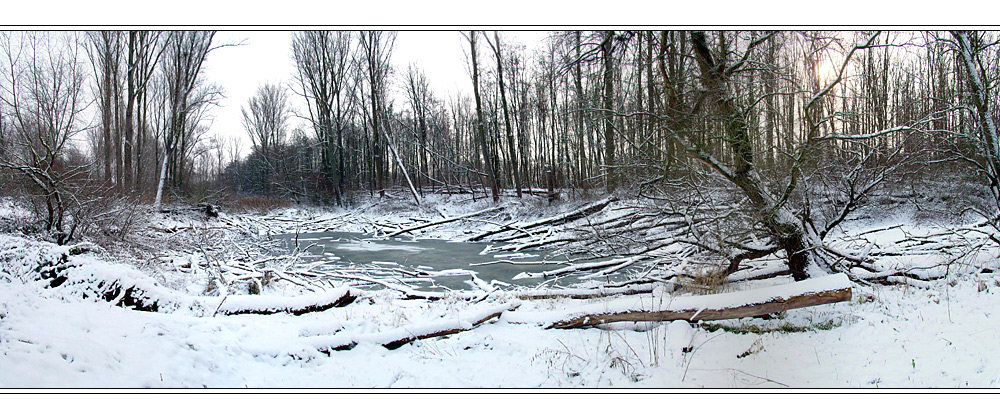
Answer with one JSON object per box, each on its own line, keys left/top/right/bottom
{"left": 953, "top": 30, "right": 1000, "bottom": 211}
{"left": 545, "top": 274, "right": 852, "bottom": 328}
{"left": 468, "top": 31, "right": 499, "bottom": 202}
{"left": 491, "top": 32, "right": 521, "bottom": 198}
{"left": 602, "top": 31, "right": 616, "bottom": 193}
{"left": 124, "top": 32, "right": 135, "bottom": 191}
{"left": 153, "top": 144, "right": 170, "bottom": 210}
{"left": 681, "top": 31, "right": 815, "bottom": 281}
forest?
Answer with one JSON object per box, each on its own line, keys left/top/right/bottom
{"left": 2, "top": 30, "right": 1000, "bottom": 388}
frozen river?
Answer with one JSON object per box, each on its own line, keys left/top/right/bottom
{"left": 274, "top": 231, "right": 616, "bottom": 291}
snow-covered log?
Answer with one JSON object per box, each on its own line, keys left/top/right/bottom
{"left": 385, "top": 206, "right": 502, "bottom": 238}
{"left": 512, "top": 256, "right": 649, "bottom": 280}
{"left": 310, "top": 301, "right": 521, "bottom": 351}
{"left": 212, "top": 287, "right": 359, "bottom": 316}
{"left": 515, "top": 282, "right": 660, "bottom": 300}
{"left": 501, "top": 274, "right": 852, "bottom": 329}
{"left": 17, "top": 238, "right": 185, "bottom": 312}
{"left": 469, "top": 196, "right": 617, "bottom": 241}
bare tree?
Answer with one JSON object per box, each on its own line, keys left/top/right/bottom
{"left": 153, "top": 31, "right": 220, "bottom": 210}
{"left": 404, "top": 64, "right": 433, "bottom": 192}
{"left": 0, "top": 32, "right": 89, "bottom": 243}
{"left": 952, "top": 30, "right": 1000, "bottom": 216}
{"left": 486, "top": 32, "right": 522, "bottom": 198}
{"left": 649, "top": 31, "right": 910, "bottom": 281}
{"left": 465, "top": 30, "right": 500, "bottom": 202}
{"left": 85, "top": 31, "right": 124, "bottom": 186}
{"left": 124, "top": 31, "right": 165, "bottom": 192}
{"left": 358, "top": 31, "right": 395, "bottom": 198}
{"left": 601, "top": 30, "right": 617, "bottom": 193}
{"left": 241, "top": 82, "right": 291, "bottom": 196}
{"left": 292, "top": 30, "right": 353, "bottom": 204}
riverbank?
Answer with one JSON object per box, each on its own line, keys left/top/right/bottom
{"left": 2, "top": 193, "right": 999, "bottom": 388}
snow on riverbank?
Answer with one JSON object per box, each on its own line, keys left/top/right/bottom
{"left": 2, "top": 194, "right": 1000, "bottom": 388}
{"left": 2, "top": 254, "right": 998, "bottom": 388}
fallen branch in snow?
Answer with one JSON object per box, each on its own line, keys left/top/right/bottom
{"left": 311, "top": 301, "right": 521, "bottom": 351}
{"left": 317, "top": 272, "right": 480, "bottom": 300}
{"left": 211, "top": 287, "right": 359, "bottom": 316}
{"left": 385, "top": 206, "right": 502, "bottom": 238}
{"left": 512, "top": 255, "right": 650, "bottom": 280}
{"left": 822, "top": 245, "right": 947, "bottom": 284}
{"left": 500, "top": 274, "right": 853, "bottom": 329}
{"left": 469, "top": 196, "right": 617, "bottom": 241}
{"left": 493, "top": 237, "right": 573, "bottom": 252}
{"left": 514, "top": 282, "right": 661, "bottom": 300}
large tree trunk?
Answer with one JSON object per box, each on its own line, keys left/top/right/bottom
{"left": 469, "top": 31, "right": 500, "bottom": 202}
{"left": 602, "top": 31, "right": 616, "bottom": 193}
{"left": 538, "top": 274, "right": 852, "bottom": 329}
{"left": 683, "top": 31, "right": 815, "bottom": 281}
{"left": 953, "top": 30, "right": 1000, "bottom": 212}
{"left": 491, "top": 32, "right": 522, "bottom": 198}
{"left": 124, "top": 33, "right": 135, "bottom": 191}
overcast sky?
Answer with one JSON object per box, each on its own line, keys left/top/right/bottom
{"left": 201, "top": 31, "right": 550, "bottom": 152}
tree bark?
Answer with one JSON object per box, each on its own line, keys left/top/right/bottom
{"left": 545, "top": 274, "right": 852, "bottom": 329}
{"left": 468, "top": 31, "right": 500, "bottom": 202}
{"left": 953, "top": 30, "right": 1000, "bottom": 212}
{"left": 602, "top": 31, "right": 616, "bottom": 193}
{"left": 214, "top": 288, "right": 357, "bottom": 316}
{"left": 490, "top": 32, "right": 522, "bottom": 198}
{"left": 682, "top": 31, "right": 815, "bottom": 281}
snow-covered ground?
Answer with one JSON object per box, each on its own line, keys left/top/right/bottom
{"left": 2, "top": 193, "right": 999, "bottom": 388}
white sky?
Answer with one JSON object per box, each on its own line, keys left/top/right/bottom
{"left": 201, "top": 31, "right": 550, "bottom": 152}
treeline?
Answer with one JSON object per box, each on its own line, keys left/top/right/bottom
{"left": 2, "top": 30, "right": 1000, "bottom": 252}
{"left": 231, "top": 30, "right": 996, "bottom": 207}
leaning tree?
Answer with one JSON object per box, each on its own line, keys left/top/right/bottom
{"left": 647, "top": 30, "right": 920, "bottom": 281}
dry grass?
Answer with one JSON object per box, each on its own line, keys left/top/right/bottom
{"left": 677, "top": 265, "right": 729, "bottom": 295}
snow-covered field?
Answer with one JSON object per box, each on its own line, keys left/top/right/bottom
{"left": 2, "top": 193, "right": 999, "bottom": 389}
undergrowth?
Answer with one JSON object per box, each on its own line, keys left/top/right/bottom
{"left": 699, "top": 319, "right": 841, "bottom": 335}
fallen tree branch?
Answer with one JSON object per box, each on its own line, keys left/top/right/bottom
{"left": 512, "top": 255, "right": 648, "bottom": 280}
{"left": 211, "top": 287, "right": 359, "bottom": 316}
{"left": 386, "top": 206, "right": 502, "bottom": 238}
{"left": 515, "top": 282, "right": 661, "bottom": 300}
{"left": 310, "top": 301, "right": 522, "bottom": 351}
{"left": 469, "top": 196, "right": 617, "bottom": 241}
{"left": 822, "top": 246, "right": 947, "bottom": 284}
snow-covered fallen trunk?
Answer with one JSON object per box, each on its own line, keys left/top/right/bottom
{"left": 469, "top": 196, "right": 616, "bottom": 241}
{"left": 501, "top": 273, "right": 852, "bottom": 329}
{"left": 514, "top": 282, "right": 660, "bottom": 300}
{"left": 385, "top": 206, "right": 502, "bottom": 238}
{"left": 512, "top": 256, "right": 648, "bottom": 280}
{"left": 210, "top": 287, "right": 360, "bottom": 316}
{"left": 307, "top": 301, "right": 521, "bottom": 351}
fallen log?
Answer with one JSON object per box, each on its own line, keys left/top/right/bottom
{"left": 469, "top": 196, "right": 617, "bottom": 241}
{"left": 310, "top": 301, "right": 521, "bottom": 351}
{"left": 515, "top": 282, "right": 660, "bottom": 300}
{"left": 512, "top": 255, "right": 648, "bottom": 280}
{"left": 386, "top": 206, "right": 503, "bottom": 238}
{"left": 822, "top": 246, "right": 946, "bottom": 285}
{"left": 501, "top": 274, "right": 852, "bottom": 329}
{"left": 211, "top": 287, "right": 359, "bottom": 316}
